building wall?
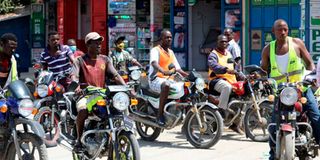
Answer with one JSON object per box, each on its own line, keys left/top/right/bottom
{"left": 190, "top": 1, "right": 220, "bottom": 71}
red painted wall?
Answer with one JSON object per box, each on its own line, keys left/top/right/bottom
{"left": 91, "top": 0, "right": 107, "bottom": 54}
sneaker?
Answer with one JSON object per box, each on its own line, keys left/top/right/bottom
{"left": 73, "top": 142, "right": 84, "bottom": 153}
{"left": 157, "top": 116, "right": 165, "bottom": 127}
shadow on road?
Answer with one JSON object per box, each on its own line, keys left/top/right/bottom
{"left": 138, "top": 130, "right": 215, "bottom": 150}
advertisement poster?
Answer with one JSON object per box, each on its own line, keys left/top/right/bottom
{"left": 310, "top": 29, "right": 320, "bottom": 62}
{"left": 225, "top": 9, "right": 240, "bottom": 28}
{"left": 251, "top": 30, "right": 262, "bottom": 50}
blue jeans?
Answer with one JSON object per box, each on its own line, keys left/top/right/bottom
{"left": 268, "top": 88, "right": 320, "bottom": 160}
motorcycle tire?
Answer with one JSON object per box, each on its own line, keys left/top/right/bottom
{"left": 135, "top": 101, "right": 162, "bottom": 141}
{"left": 34, "top": 106, "right": 60, "bottom": 147}
{"left": 6, "top": 132, "right": 48, "bottom": 160}
{"left": 109, "top": 131, "right": 141, "bottom": 160}
{"left": 244, "top": 101, "right": 273, "bottom": 142}
{"left": 184, "top": 106, "right": 223, "bottom": 149}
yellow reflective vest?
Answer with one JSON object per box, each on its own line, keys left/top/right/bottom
{"left": 208, "top": 49, "right": 237, "bottom": 84}
{"left": 269, "top": 37, "right": 304, "bottom": 83}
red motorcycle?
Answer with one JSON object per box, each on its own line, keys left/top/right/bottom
{"left": 206, "top": 65, "right": 274, "bottom": 142}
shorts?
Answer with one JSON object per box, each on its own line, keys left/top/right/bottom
{"left": 149, "top": 77, "right": 180, "bottom": 93}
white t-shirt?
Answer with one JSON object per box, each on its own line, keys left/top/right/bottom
{"left": 148, "top": 46, "right": 181, "bottom": 80}
{"left": 275, "top": 52, "right": 289, "bottom": 74}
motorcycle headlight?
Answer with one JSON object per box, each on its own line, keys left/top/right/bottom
{"left": 112, "top": 92, "right": 129, "bottom": 111}
{"left": 36, "top": 84, "right": 48, "bottom": 98}
{"left": 195, "top": 78, "right": 205, "bottom": 91}
{"left": 280, "top": 87, "right": 298, "bottom": 106}
{"left": 18, "top": 99, "right": 34, "bottom": 117}
{"left": 130, "top": 70, "right": 141, "bottom": 81}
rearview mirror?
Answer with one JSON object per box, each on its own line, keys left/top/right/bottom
{"left": 227, "top": 58, "right": 234, "bottom": 64}
{"left": 168, "top": 63, "right": 175, "bottom": 70}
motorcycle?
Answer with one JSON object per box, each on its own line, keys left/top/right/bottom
{"left": 206, "top": 64, "right": 274, "bottom": 142}
{"left": 0, "top": 80, "right": 48, "bottom": 160}
{"left": 58, "top": 84, "right": 140, "bottom": 160}
{"left": 32, "top": 70, "right": 69, "bottom": 147}
{"left": 267, "top": 82, "right": 319, "bottom": 160}
{"left": 130, "top": 65, "right": 224, "bottom": 149}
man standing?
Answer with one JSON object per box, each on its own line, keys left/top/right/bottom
{"left": 0, "top": 33, "right": 19, "bottom": 88}
{"left": 224, "top": 28, "right": 241, "bottom": 71}
{"left": 207, "top": 34, "right": 243, "bottom": 134}
{"left": 72, "top": 32, "right": 126, "bottom": 152}
{"left": 261, "top": 19, "right": 320, "bottom": 160}
{"left": 40, "top": 31, "right": 75, "bottom": 88}
{"left": 148, "top": 30, "right": 188, "bottom": 126}
{"left": 110, "top": 36, "right": 142, "bottom": 72}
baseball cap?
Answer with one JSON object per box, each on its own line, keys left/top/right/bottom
{"left": 85, "top": 32, "right": 104, "bottom": 44}
{"left": 114, "top": 36, "right": 125, "bottom": 44}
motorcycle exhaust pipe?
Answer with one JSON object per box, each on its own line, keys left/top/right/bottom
{"left": 129, "top": 114, "right": 165, "bottom": 129}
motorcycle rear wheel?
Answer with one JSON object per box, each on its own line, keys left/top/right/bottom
{"left": 244, "top": 101, "right": 273, "bottom": 142}
{"left": 184, "top": 106, "right": 223, "bottom": 149}
{"left": 34, "top": 107, "right": 60, "bottom": 147}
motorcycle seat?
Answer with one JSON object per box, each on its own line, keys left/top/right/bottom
{"left": 140, "top": 83, "right": 160, "bottom": 98}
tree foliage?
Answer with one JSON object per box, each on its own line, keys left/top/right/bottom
{"left": 0, "top": 0, "right": 32, "bottom": 14}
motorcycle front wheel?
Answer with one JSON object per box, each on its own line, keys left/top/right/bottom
{"left": 109, "top": 131, "right": 141, "bottom": 160}
{"left": 33, "top": 106, "right": 60, "bottom": 147}
{"left": 244, "top": 101, "right": 273, "bottom": 142}
{"left": 135, "top": 101, "right": 162, "bottom": 141}
{"left": 6, "top": 133, "right": 48, "bottom": 160}
{"left": 184, "top": 106, "right": 223, "bottom": 149}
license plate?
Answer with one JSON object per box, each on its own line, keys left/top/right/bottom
{"left": 123, "top": 116, "right": 134, "bottom": 130}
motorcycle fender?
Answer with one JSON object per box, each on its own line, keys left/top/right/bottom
{"left": 196, "top": 102, "right": 219, "bottom": 110}
{"left": 186, "top": 102, "right": 219, "bottom": 115}
{"left": 15, "top": 118, "right": 45, "bottom": 138}
{"left": 280, "top": 124, "right": 293, "bottom": 132}
{"left": 34, "top": 96, "right": 53, "bottom": 109}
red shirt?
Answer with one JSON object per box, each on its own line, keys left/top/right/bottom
{"left": 73, "top": 54, "right": 116, "bottom": 88}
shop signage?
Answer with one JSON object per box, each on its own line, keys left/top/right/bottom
{"left": 310, "top": 2, "right": 320, "bottom": 27}
{"left": 188, "top": 0, "right": 196, "bottom": 6}
{"left": 31, "top": 3, "right": 45, "bottom": 48}
{"left": 311, "top": 29, "right": 320, "bottom": 53}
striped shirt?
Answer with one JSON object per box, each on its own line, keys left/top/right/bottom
{"left": 40, "top": 45, "right": 73, "bottom": 78}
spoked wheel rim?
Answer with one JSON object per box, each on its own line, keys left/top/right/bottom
{"left": 38, "top": 111, "right": 60, "bottom": 143}
{"left": 136, "top": 122, "right": 158, "bottom": 138}
{"left": 14, "top": 139, "right": 41, "bottom": 160}
{"left": 187, "top": 108, "right": 220, "bottom": 145}
{"left": 114, "top": 135, "right": 135, "bottom": 160}
{"left": 246, "top": 104, "right": 273, "bottom": 139}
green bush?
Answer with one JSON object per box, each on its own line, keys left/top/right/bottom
{"left": 0, "top": 0, "right": 15, "bottom": 14}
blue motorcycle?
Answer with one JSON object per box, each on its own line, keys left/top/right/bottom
{"left": 0, "top": 80, "right": 48, "bottom": 160}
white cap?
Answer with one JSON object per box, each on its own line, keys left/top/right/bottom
{"left": 85, "top": 32, "right": 104, "bottom": 44}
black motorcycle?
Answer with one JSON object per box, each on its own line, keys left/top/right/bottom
{"left": 268, "top": 82, "right": 319, "bottom": 160}
{"left": 0, "top": 80, "right": 48, "bottom": 160}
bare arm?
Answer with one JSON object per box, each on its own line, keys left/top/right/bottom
{"left": 106, "top": 61, "right": 126, "bottom": 85}
{"left": 176, "top": 69, "right": 189, "bottom": 77}
{"left": 295, "top": 38, "right": 315, "bottom": 70}
{"left": 131, "top": 59, "right": 143, "bottom": 68}
{"left": 260, "top": 45, "right": 270, "bottom": 74}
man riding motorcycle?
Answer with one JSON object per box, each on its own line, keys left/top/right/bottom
{"left": 110, "top": 36, "right": 142, "bottom": 72}
{"left": 207, "top": 34, "right": 243, "bottom": 134}
{"left": 71, "top": 32, "right": 127, "bottom": 152}
{"left": 148, "top": 30, "right": 188, "bottom": 126}
{"left": 261, "top": 19, "right": 320, "bottom": 160}
{"left": 0, "top": 33, "right": 19, "bottom": 88}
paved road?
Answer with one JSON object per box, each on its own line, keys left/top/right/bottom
{"left": 47, "top": 126, "right": 274, "bottom": 160}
